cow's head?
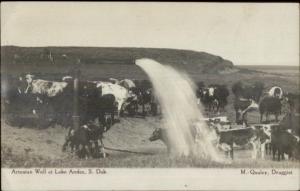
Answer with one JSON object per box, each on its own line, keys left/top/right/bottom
{"left": 81, "top": 82, "right": 99, "bottom": 99}
{"left": 253, "top": 125, "right": 271, "bottom": 143}
{"left": 208, "top": 87, "right": 215, "bottom": 97}
{"left": 149, "top": 128, "right": 163, "bottom": 141}
{"left": 17, "top": 74, "right": 34, "bottom": 94}
{"left": 273, "top": 88, "right": 282, "bottom": 99}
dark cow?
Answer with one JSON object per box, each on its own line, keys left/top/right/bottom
{"left": 149, "top": 128, "right": 173, "bottom": 153}
{"left": 196, "top": 84, "right": 229, "bottom": 113}
{"left": 234, "top": 98, "right": 259, "bottom": 125}
{"left": 2, "top": 75, "right": 40, "bottom": 127}
{"left": 274, "top": 112, "right": 300, "bottom": 160}
{"left": 285, "top": 93, "right": 300, "bottom": 113}
{"left": 212, "top": 84, "right": 230, "bottom": 111}
{"left": 148, "top": 126, "right": 199, "bottom": 155}
{"left": 215, "top": 127, "right": 269, "bottom": 159}
{"left": 259, "top": 96, "right": 282, "bottom": 123}
{"left": 232, "top": 81, "right": 264, "bottom": 103}
{"left": 270, "top": 125, "right": 299, "bottom": 161}
{"left": 62, "top": 122, "right": 106, "bottom": 159}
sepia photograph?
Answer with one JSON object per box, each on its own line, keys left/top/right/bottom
{"left": 1, "top": 2, "right": 299, "bottom": 190}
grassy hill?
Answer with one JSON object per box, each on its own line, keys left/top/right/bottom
{"left": 1, "top": 46, "right": 238, "bottom": 75}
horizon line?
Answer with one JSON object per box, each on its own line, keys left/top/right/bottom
{"left": 2, "top": 45, "right": 298, "bottom": 66}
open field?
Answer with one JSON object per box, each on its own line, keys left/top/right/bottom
{"left": 1, "top": 47, "right": 299, "bottom": 168}
{"left": 2, "top": 117, "right": 300, "bottom": 168}
{"left": 237, "top": 65, "right": 299, "bottom": 76}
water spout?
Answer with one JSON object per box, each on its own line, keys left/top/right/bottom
{"left": 136, "top": 58, "right": 223, "bottom": 162}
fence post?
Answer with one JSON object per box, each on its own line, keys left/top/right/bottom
{"left": 72, "top": 64, "right": 80, "bottom": 131}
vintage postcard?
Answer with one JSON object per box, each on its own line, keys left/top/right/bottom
{"left": 1, "top": 2, "right": 299, "bottom": 190}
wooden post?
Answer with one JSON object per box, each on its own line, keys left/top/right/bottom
{"left": 72, "top": 63, "right": 80, "bottom": 131}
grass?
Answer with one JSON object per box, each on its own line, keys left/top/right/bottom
{"left": 2, "top": 143, "right": 299, "bottom": 168}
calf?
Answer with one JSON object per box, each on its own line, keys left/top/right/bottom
{"left": 62, "top": 123, "right": 106, "bottom": 158}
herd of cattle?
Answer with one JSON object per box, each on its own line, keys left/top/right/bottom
{"left": 1, "top": 73, "right": 300, "bottom": 161}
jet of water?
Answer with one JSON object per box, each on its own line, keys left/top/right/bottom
{"left": 136, "top": 58, "right": 223, "bottom": 162}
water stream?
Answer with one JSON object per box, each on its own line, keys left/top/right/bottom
{"left": 136, "top": 58, "right": 222, "bottom": 162}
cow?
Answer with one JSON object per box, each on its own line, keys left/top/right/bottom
{"left": 2, "top": 75, "right": 37, "bottom": 127}
{"left": 149, "top": 128, "right": 173, "bottom": 154}
{"left": 259, "top": 96, "right": 282, "bottom": 123}
{"left": 275, "top": 112, "right": 300, "bottom": 160}
{"left": 232, "top": 81, "right": 264, "bottom": 103}
{"left": 268, "top": 86, "right": 283, "bottom": 99}
{"left": 16, "top": 74, "right": 74, "bottom": 128}
{"left": 234, "top": 98, "right": 259, "bottom": 125}
{"left": 62, "top": 122, "right": 106, "bottom": 159}
{"left": 79, "top": 82, "right": 116, "bottom": 128}
{"left": 196, "top": 84, "right": 229, "bottom": 113}
{"left": 251, "top": 123, "right": 276, "bottom": 158}
{"left": 213, "top": 84, "right": 230, "bottom": 111}
{"left": 22, "top": 74, "right": 68, "bottom": 97}
{"left": 270, "top": 125, "right": 299, "bottom": 161}
{"left": 95, "top": 81, "right": 134, "bottom": 118}
{"left": 149, "top": 126, "right": 198, "bottom": 155}
{"left": 285, "top": 93, "right": 300, "bottom": 113}
{"left": 206, "top": 116, "right": 231, "bottom": 131}
{"left": 18, "top": 75, "right": 116, "bottom": 129}
{"left": 214, "top": 126, "right": 270, "bottom": 159}
{"left": 196, "top": 86, "right": 216, "bottom": 112}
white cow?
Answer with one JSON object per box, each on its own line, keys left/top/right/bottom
{"left": 95, "top": 81, "right": 133, "bottom": 117}
{"left": 24, "top": 74, "right": 68, "bottom": 97}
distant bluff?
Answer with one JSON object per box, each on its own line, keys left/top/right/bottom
{"left": 1, "top": 46, "right": 239, "bottom": 74}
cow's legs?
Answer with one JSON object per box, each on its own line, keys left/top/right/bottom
{"left": 277, "top": 149, "right": 282, "bottom": 161}
{"left": 142, "top": 103, "right": 146, "bottom": 117}
{"left": 266, "top": 112, "right": 269, "bottom": 123}
{"left": 235, "top": 111, "right": 240, "bottom": 124}
{"left": 84, "top": 144, "right": 91, "bottom": 160}
{"left": 62, "top": 139, "right": 70, "bottom": 152}
{"left": 265, "top": 143, "right": 272, "bottom": 155}
{"left": 261, "top": 143, "right": 266, "bottom": 159}
{"left": 260, "top": 113, "right": 263, "bottom": 123}
{"left": 242, "top": 113, "right": 248, "bottom": 126}
{"left": 99, "top": 139, "right": 106, "bottom": 158}
{"left": 251, "top": 142, "right": 258, "bottom": 159}
{"left": 230, "top": 144, "right": 234, "bottom": 159}
{"left": 272, "top": 146, "right": 277, "bottom": 160}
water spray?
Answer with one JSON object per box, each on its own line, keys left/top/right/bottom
{"left": 136, "top": 58, "right": 224, "bottom": 162}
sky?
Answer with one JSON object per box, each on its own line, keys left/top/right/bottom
{"left": 1, "top": 2, "right": 299, "bottom": 66}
